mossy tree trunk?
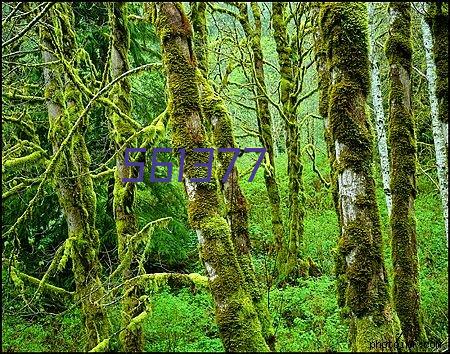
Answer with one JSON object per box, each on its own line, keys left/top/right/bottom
{"left": 428, "top": 3, "right": 448, "bottom": 155}
{"left": 41, "top": 3, "right": 110, "bottom": 350}
{"left": 368, "top": 2, "right": 392, "bottom": 216}
{"left": 320, "top": 3, "right": 398, "bottom": 350}
{"left": 236, "top": 3, "right": 286, "bottom": 270}
{"left": 191, "top": 4, "right": 276, "bottom": 349}
{"left": 420, "top": 3, "right": 449, "bottom": 243}
{"left": 312, "top": 4, "right": 345, "bottom": 307}
{"left": 386, "top": 2, "right": 422, "bottom": 346}
{"left": 272, "top": 2, "right": 306, "bottom": 283}
{"left": 108, "top": 3, "right": 145, "bottom": 351}
{"left": 153, "top": 3, "right": 269, "bottom": 351}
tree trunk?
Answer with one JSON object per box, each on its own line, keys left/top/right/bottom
{"left": 237, "top": 3, "right": 286, "bottom": 268}
{"left": 108, "top": 3, "right": 145, "bottom": 351}
{"left": 320, "top": 3, "right": 398, "bottom": 350}
{"left": 420, "top": 4, "right": 449, "bottom": 243}
{"left": 41, "top": 3, "right": 110, "bottom": 350}
{"left": 312, "top": 3, "right": 345, "bottom": 307}
{"left": 429, "top": 3, "right": 448, "bottom": 154}
{"left": 153, "top": 3, "right": 269, "bottom": 351}
{"left": 272, "top": 2, "right": 305, "bottom": 282}
{"left": 191, "top": 4, "right": 276, "bottom": 349}
{"left": 368, "top": 2, "right": 392, "bottom": 216}
{"left": 386, "top": 2, "right": 422, "bottom": 346}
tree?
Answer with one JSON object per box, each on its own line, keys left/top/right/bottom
{"left": 320, "top": 3, "right": 399, "bottom": 350}
{"left": 232, "top": 2, "right": 286, "bottom": 271}
{"left": 40, "top": 3, "right": 110, "bottom": 350}
{"left": 190, "top": 3, "right": 276, "bottom": 349}
{"left": 386, "top": 2, "right": 422, "bottom": 345}
{"left": 419, "top": 2, "right": 449, "bottom": 243}
{"left": 152, "top": 3, "right": 269, "bottom": 351}
{"left": 272, "top": 2, "right": 307, "bottom": 282}
{"left": 108, "top": 3, "right": 145, "bottom": 350}
{"left": 368, "top": 2, "right": 392, "bottom": 216}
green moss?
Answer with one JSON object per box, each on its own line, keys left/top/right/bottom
{"left": 320, "top": 2, "right": 399, "bottom": 350}
{"left": 154, "top": 3, "right": 269, "bottom": 351}
{"left": 386, "top": 2, "right": 422, "bottom": 345}
{"left": 42, "top": 3, "right": 111, "bottom": 350}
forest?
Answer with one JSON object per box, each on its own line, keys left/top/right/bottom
{"left": 1, "top": 1, "right": 448, "bottom": 352}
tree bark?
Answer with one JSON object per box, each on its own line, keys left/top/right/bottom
{"left": 191, "top": 4, "right": 276, "bottom": 349}
{"left": 320, "top": 3, "right": 398, "bottom": 350}
{"left": 386, "top": 2, "right": 422, "bottom": 345}
{"left": 428, "top": 3, "right": 448, "bottom": 153}
{"left": 108, "top": 3, "right": 145, "bottom": 351}
{"left": 312, "top": 3, "right": 345, "bottom": 307}
{"left": 368, "top": 2, "right": 392, "bottom": 216}
{"left": 153, "top": 3, "right": 269, "bottom": 351}
{"left": 236, "top": 3, "right": 286, "bottom": 268}
{"left": 272, "top": 2, "right": 305, "bottom": 282}
{"left": 420, "top": 3, "right": 449, "bottom": 243}
{"left": 41, "top": 3, "right": 110, "bottom": 350}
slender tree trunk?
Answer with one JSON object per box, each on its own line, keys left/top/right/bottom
{"left": 190, "top": 4, "right": 276, "bottom": 349}
{"left": 153, "top": 3, "right": 269, "bottom": 351}
{"left": 108, "top": 3, "right": 145, "bottom": 351}
{"left": 237, "top": 3, "right": 286, "bottom": 268}
{"left": 386, "top": 2, "right": 422, "bottom": 346}
{"left": 272, "top": 2, "right": 305, "bottom": 282}
{"left": 429, "top": 3, "right": 448, "bottom": 153}
{"left": 41, "top": 4, "right": 110, "bottom": 350}
{"left": 320, "top": 3, "right": 398, "bottom": 350}
{"left": 420, "top": 4, "right": 449, "bottom": 243}
{"left": 368, "top": 2, "right": 392, "bottom": 216}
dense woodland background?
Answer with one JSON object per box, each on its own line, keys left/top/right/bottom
{"left": 1, "top": 2, "right": 448, "bottom": 352}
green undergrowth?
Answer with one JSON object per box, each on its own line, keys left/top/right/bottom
{"left": 2, "top": 151, "right": 447, "bottom": 352}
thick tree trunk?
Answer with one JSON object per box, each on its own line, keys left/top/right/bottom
{"left": 386, "top": 2, "right": 422, "bottom": 345}
{"left": 41, "top": 4, "right": 110, "bottom": 350}
{"left": 420, "top": 5, "right": 449, "bottom": 243}
{"left": 320, "top": 3, "right": 398, "bottom": 350}
{"left": 108, "top": 3, "right": 144, "bottom": 351}
{"left": 272, "top": 2, "right": 305, "bottom": 282}
{"left": 368, "top": 2, "right": 392, "bottom": 216}
{"left": 154, "top": 3, "right": 269, "bottom": 351}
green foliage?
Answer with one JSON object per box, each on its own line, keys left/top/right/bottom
{"left": 270, "top": 276, "right": 349, "bottom": 352}
{"left": 143, "top": 288, "right": 223, "bottom": 352}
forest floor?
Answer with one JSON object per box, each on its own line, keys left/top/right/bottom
{"left": 2, "top": 152, "right": 448, "bottom": 352}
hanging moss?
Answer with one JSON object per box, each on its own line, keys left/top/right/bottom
{"left": 41, "top": 3, "right": 110, "bottom": 351}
